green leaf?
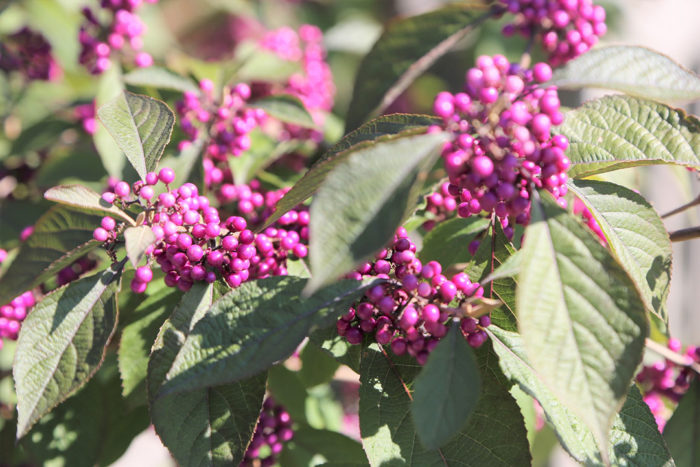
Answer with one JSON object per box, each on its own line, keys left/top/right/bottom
{"left": 299, "top": 343, "right": 340, "bottom": 388}
{"left": 22, "top": 369, "right": 149, "bottom": 467}
{"left": 556, "top": 95, "right": 700, "bottom": 178}
{"left": 292, "top": 426, "right": 368, "bottom": 465}
{"left": 124, "top": 225, "right": 157, "bottom": 268}
{"left": 345, "top": 4, "right": 491, "bottom": 131}
{"left": 488, "top": 326, "right": 674, "bottom": 465}
{"left": 550, "top": 45, "right": 700, "bottom": 103}
{"left": 308, "top": 325, "right": 363, "bottom": 373}
{"left": 664, "top": 379, "right": 700, "bottom": 467}
{"left": 14, "top": 262, "right": 124, "bottom": 438}
{"left": 267, "top": 364, "right": 309, "bottom": 424}
{"left": 229, "top": 129, "right": 302, "bottom": 185}
{"left": 0, "top": 206, "right": 103, "bottom": 307}
{"left": 8, "top": 118, "right": 73, "bottom": 157}
{"left": 153, "top": 276, "right": 375, "bottom": 398}
{"left": 118, "top": 285, "right": 181, "bottom": 403}
{"left": 482, "top": 250, "right": 521, "bottom": 284}
{"left": 419, "top": 217, "right": 490, "bottom": 269}
{"left": 249, "top": 94, "right": 316, "bottom": 128}
{"left": 359, "top": 342, "right": 530, "bottom": 466}
{"left": 94, "top": 65, "right": 128, "bottom": 179}
{"left": 261, "top": 113, "right": 440, "bottom": 229}
{"left": 307, "top": 132, "right": 448, "bottom": 293}
{"left": 569, "top": 179, "right": 672, "bottom": 326}
{"left": 124, "top": 66, "right": 199, "bottom": 93}
{"left": 44, "top": 184, "right": 135, "bottom": 225}
{"left": 517, "top": 192, "right": 649, "bottom": 459}
{"left": 411, "top": 324, "right": 481, "bottom": 450}
{"left": 97, "top": 91, "right": 175, "bottom": 180}
{"left": 148, "top": 283, "right": 267, "bottom": 467}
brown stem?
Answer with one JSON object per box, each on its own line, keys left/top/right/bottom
{"left": 669, "top": 225, "right": 700, "bottom": 242}
{"left": 645, "top": 338, "right": 700, "bottom": 374}
{"left": 661, "top": 194, "right": 700, "bottom": 219}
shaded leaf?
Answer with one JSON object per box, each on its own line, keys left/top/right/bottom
{"left": 154, "top": 276, "right": 376, "bottom": 398}
{"left": 345, "top": 4, "right": 491, "bottom": 131}
{"left": 551, "top": 45, "right": 700, "bottom": 103}
{"left": 556, "top": 95, "right": 700, "bottom": 178}
{"left": 261, "top": 113, "right": 440, "bottom": 229}
{"left": 14, "top": 262, "right": 125, "bottom": 438}
{"left": 124, "top": 225, "right": 157, "bottom": 268}
{"left": 308, "top": 325, "right": 363, "bottom": 374}
{"left": 569, "top": 179, "right": 672, "bottom": 326}
{"left": 292, "top": 426, "right": 368, "bottom": 465}
{"left": 124, "top": 66, "right": 199, "bottom": 93}
{"left": 482, "top": 250, "right": 521, "bottom": 284}
{"left": 0, "top": 206, "right": 102, "bottom": 306}
{"left": 44, "top": 184, "right": 135, "bottom": 225}
{"left": 419, "top": 217, "right": 490, "bottom": 269}
{"left": 663, "top": 379, "right": 700, "bottom": 467}
{"left": 307, "top": 132, "right": 448, "bottom": 293}
{"left": 299, "top": 343, "right": 340, "bottom": 388}
{"left": 267, "top": 364, "right": 309, "bottom": 424}
{"left": 249, "top": 94, "right": 315, "bottom": 128}
{"left": 97, "top": 91, "right": 175, "bottom": 180}
{"left": 517, "top": 192, "right": 649, "bottom": 459}
{"left": 411, "top": 324, "right": 481, "bottom": 449}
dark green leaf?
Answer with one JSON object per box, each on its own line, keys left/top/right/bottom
{"left": 0, "top": 206, "right": 102, "bottom": 306}
{"left": 482, "top": 250, "right": 521, "bottom": 284}
{"left": 267, "top": 364, "right": 309, "bottom": 424}
{"left": 664, "top": 379, "right": 700, "bottom": 467}
{"left": 517, "top": 193, "right": 649, "bottom": 460}
{"left": 306, "top": 132, "right": 448, "bottom": 293}
{"left": 97, "top": 91, "right": 175, "bottom": 180}
{"left": 556, "top": 95, "right": 700, "bottom": 178}
{"left": 14, "top": 262, "right": 124, "bottom": 438}
{"left": 411, "top": 324, "right": 481, "bottom": 449}
{"left": 359, "top": 342, "right": 530, "bottom": 466}
{"left": 148, "top": 283, "right": 267, "bottom": 466}
{"left": 345, "top": 4, "right": 491, "bottom": 131}
{"left": 124, "top": 225, "right": 157, "bottom": 268}
{"left": 249, "top": 94, "right": 316, "bottom": 128}
{"left": 299, "top": 343, "right": 340, "bottom": 388}
{"left": 419, "top": 217, "right": 490, "bottom": 269}
{"left": 309, "top": 325, "right": 363, "bottom": 373}
{"left": 44, "top": 184, "right": 135, "bottom": 225}
{"left": 550, "top": 45, "right": 700, "bottom": 103}
{"left": 569, "top": 179, "right": 672, "bottom": 326}
{"left": 489, "top": 326, "right": 674, "bottom": 466}
{"left": 292, "top": 426, "right": 368, "bottom": 464}
{"left": 124, "top": 66, "right": 199, "bottom": 93}
{"left": 153, "top": 276, "right": 375, "bottom": 398}
{"left": 261, "top": 114, "right": 440, "bottom": 229}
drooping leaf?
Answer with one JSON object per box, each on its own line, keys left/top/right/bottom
{"left": 569, "top": 179, "right": 672, "bottom": 326}
{"left": 97, "top": 91, "right": 175, "bottom": 180}
{"left": 663, "top": 379, "right": 700, "bottom": 467}
{"left": 153, "top": 276, "right": 375, "bottom": 398}
{"left": 550, "top": 45, "right": 700, "bottom": 103}
{"left": 0, "top": 206, "right": 102, "bottom": 306}
{"left": 306, "top": 132, "right": 448, "bottom": 293}
{"left": 411, "top": 324, "right": 481, "bottom": 450}
{"left": 118, "top": 285, "right": 181, "bottom": 403}
{"left": 249, "top": 94, "right": 316, "bottom": 128}
{"left": 124, "top": 225, "right": 157, "bottom": 268}
{"left": 556, "top": 95, "right": 700, "bottom": 178}
{"left": 14, "top": 262, "right": 125, "bottom": 438}
{"left": 345, "top": 4, "right": 492, "bottom": 131}
{"left": 124, "top": 66, "right": 199, "bottom": 93}
{"left": 419, "top": 217, "right": 490, "bottom": 269}
{"left": 298, "top": 343, "right": 340, "bottom": 388}
{"left": 94, "top": 65, "right": 128, "bottom": 179}
{"left": 517, "top": 192, "right": 649, "bottom": 459}
{"left": 488, "top": 326, "right": 674, "bottom": 466}
{"left": 148, "top": 283, "right": 267, "bottom": 467}
{"left": 359, "top": 342, "right": 530, "bottom": 466}
{"left": 261, "top": 113, "right": 440, "bottom": 229}
{"left": 44, "top": 185, "right": 135, "bottom": 225}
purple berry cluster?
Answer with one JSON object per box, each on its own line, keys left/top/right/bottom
{"left": 500, "top": 0, "right": 607, "bottom": 66}
{"left": 433, "top": 56, "right": 570, "bottom": 237}
{"left": 337, "top": 228, "right": 489, "bottom": 365}
{"left": 0, "top": 27, "right": 60, "bottom": 81}
{"left": 78, "top": 0, "right": 157, "bottom": 74}
{"left": 241, "top": 398, "right": 294, "bottom": 467}
{"left": 637, "top": 338, "right": 699, "bottom": 431}
{"left": 422, "top": 182, "right": 458, "bottom": 231}
{"left": 95, "top": 167, "right": 308, "bottom": 294}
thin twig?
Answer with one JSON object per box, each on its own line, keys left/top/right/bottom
{"left": 645, "top": 338, "right": 700, "bottom": 374}
{"left": 669, "top": 225, "right": 700, "bottom": 242}
{"left": 661, "top": 194, "right": 700, "bottom": 219}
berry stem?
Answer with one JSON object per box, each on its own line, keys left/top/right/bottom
{"left": 645, "top": 338, "right": 700, "bottom": 374}
{"left": 668, "top": 225, "right": 700, "bottom": 242}
{"left": 661, "top": 194, "right": 700, "bottom": 219}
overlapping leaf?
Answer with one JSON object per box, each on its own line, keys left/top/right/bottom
{"left": 44, "top": 185, "right": 135, "bottom": 225}
{"left": 419, "top": 217, "right": 490, "bottom": 269}
{"left": 664, "top": 379, "right": 700, "bottom": 467}
{"left": 124, "top": 225, "right": 157, "bottom": 268}
{"left": 556, "top": 95, "right": 700, "bottom": 178}
{"left": 517, "top": 193, "right": 649, "bottom": 459}
{"left": 551, "top": 45, "right": 700, "bottom": 103}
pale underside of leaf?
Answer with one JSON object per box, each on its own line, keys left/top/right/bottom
{"left": 44, "top": 185, "right": 135, "bottom": 225}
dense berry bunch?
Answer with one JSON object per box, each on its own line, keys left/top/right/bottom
{"left": 637, "top": 339, "right": 699, "bottom": 430}
{"left": 0, "top": 250, "right": 33, "bottom": 350}
{"left": 0, "top": 27, "right": 60, "bottom": 81}
{"left": 573, "top": 197, "right": 606, "bottom": 245}
{"left": 78, "top": 0, "right": 157, "bottom": 74}
{"left": 241, "top": 398, "right": 294, "bottom": 467}
{"left": 57, "top": 256, "right": 98, "bottom": 286}
{"left": 422, "top": 182, "right": 458, "bottom": 231}
{"left": 337, "top": 228, "right": 488, "bottom": 365}
{"left": 96, "top": 168, "right": 308, "bottom": 293}
{"left": 433, "top": 56, "right": 570, "bottom": 236}
{"left": 500, "top": 0, "right": 607, "bottom": 66}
